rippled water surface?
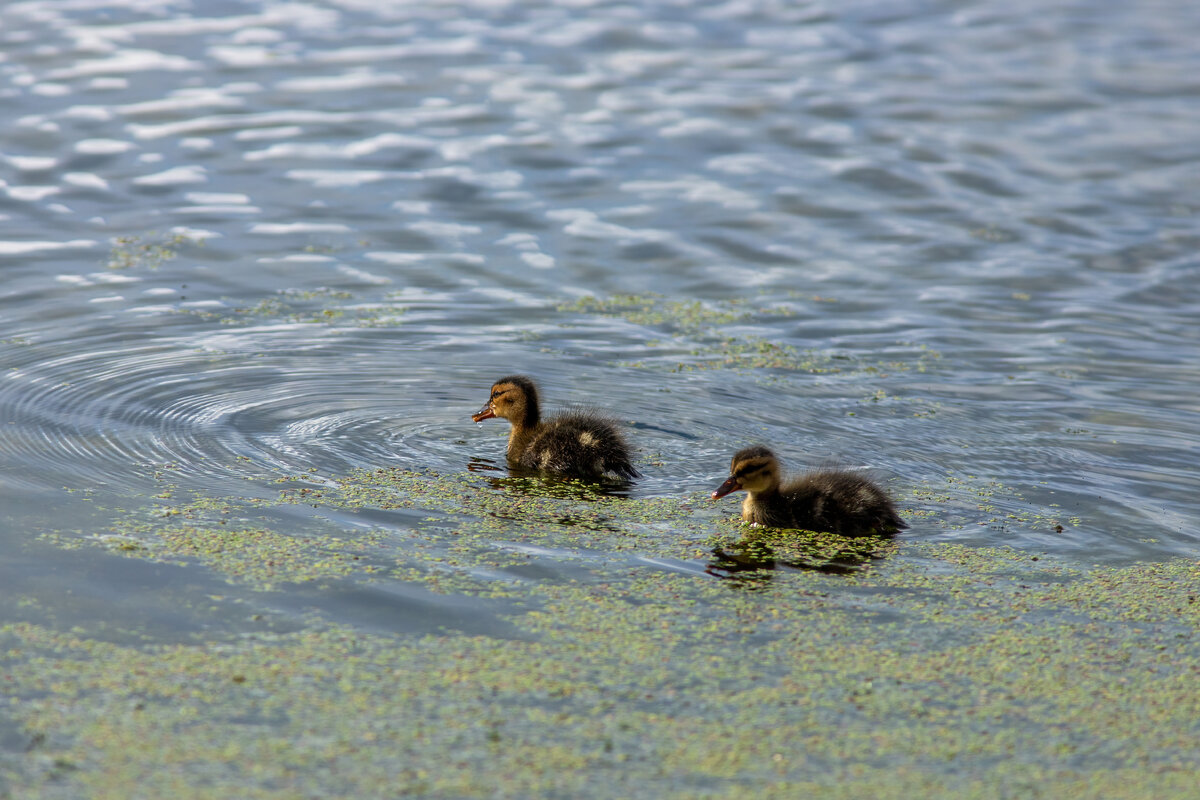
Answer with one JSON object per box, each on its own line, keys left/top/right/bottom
{"left": 2, "top": 0, "right": 1199, "bottom": 794}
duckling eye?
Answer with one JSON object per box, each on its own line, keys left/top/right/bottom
{"left": 490, "top": 390, "right": 502, "bottom": 399}
{"left": 735, "top": 462, "right": 767, "bottom": 479}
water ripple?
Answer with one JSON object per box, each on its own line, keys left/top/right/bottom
{"left": 1, "top": 0, "right": 1199, "bottom": 571}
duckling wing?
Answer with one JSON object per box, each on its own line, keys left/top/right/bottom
{"left": 524, "top": 413, "right": 639, "bottom": 479}
{"left": 786, "top": 471, "right": 904, "bottom": 536}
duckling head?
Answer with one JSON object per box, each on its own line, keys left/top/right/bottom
{"left": 471, "top": 375, "right": 541, "bottom": 428}
{"left": 711, "top": 445, "right": 781, "bottom": 499}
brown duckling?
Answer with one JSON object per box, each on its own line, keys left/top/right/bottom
{"left": 471, "top": 375, "right": 639, "bottom": 480}
{"left": 712, "top": 445, "right": 906, "bottom": 536}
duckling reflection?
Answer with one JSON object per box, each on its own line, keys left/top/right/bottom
{"left": 472, "top": 463, "right": 635, "bottom": 501}
{"left": 706, "top": 529, "right": 896, "bottom": 585}
{"left": 712, "top": 445, "right": 905, "bottom": 536}
{"left": 464, "top": 459, "right": 627, "bottom": 533}
{"left": 472, "top": 375, "right": 639, "bottom": 482}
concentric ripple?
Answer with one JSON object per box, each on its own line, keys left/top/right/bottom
{"left": 0, "top": 328, "right": 468, "bottom": 496}
{"left": 1, "top": 0, "right": 1199, "bottom": 573}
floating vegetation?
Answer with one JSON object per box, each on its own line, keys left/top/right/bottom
{"left": 625, "top": 336, "right": 942, "bottom": 375}
{"left": 228, "top": 294, "right": 347, "bottom": 326}
{"left": 177, "top": 287, "right": 407, "bottom": 327}
{"left": 14, "top": 458, "right": 1200, "bottom": 797}
{"left": 559, "top": 293, "right": 790, "bottom": 331}
{"left": 4, "top": 541, "right": 1200, "bottom": 798}
{"left": 685, "top": 336, "right": 837, "bottom": 372}
{"left": 77, "top": 467, "right": 722, "bottom": 597}
{"left": 559, "top": 292, "right": 942, "bottom": 377}
{"left": 226, "top": 286, "right": 400, "bottom": 326}
{"left": 106, "top": 231, "right": 197, "bottom": 270}
{"left": 113, "top": 520, "right": 387, "bottom": 588}
{"left": 53, "top": 463, "right": 1070, "bottom": 600}
{"left": 707, "top": 524, "right": 900, "bottom": 582}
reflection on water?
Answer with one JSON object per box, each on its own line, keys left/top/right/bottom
{"left": 707, "top": 528, "right": 898, "bottom": 585}
{"left": 475, "top": 467, "right": 637, "bottom": 501}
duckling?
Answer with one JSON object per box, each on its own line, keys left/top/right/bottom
{"left": 471, "top": 375, "right": 639, "bottom": 480}
{"left": 712, "top": 445, "right": 906, "bottom": 536}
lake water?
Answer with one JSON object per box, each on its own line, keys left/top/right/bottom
{"left": 2, "top": 0, "right": 1199, "bottom": 796}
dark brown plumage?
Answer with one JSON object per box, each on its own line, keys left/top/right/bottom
{"left": 471, "top": 375, "right": 639, "bottom": 480}
{"left": 712, "top": 445, "right": 905, "bottom": 536}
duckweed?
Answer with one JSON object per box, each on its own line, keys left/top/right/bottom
{"left": 218, "top": 289, "right": 405, "bottom": 327}
{"left": 559, "top": 292, "right": 942, "bottom": 378}
{"left": 10, "top": 464, "right": 1199, "bottom": 798}
{"left": 3, "top": 543, "right": 1200, "bottom": 798}
{"left": 106, "top": 231, "right": 196, "bottom": 270}
{"left": 558, "top": 293, "right": 775, "bottom": 330}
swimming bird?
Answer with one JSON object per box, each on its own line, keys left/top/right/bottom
{"left": 711, "top": 445, "right": 905, "bottom": 535}
{"left": 471, "top": 375, "right": 639, "bottom": 480}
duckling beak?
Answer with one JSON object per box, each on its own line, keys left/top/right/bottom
{"left": 471, "top": 401, "right": 495, "bottom": 423}
{"left": 711, "top": 475, "right": 742, "bottom": 500}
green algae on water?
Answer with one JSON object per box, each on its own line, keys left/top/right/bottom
{"left": 3, "top": 546, "right": 1200, "bottom": 799}
{"left": 106, "top": 231, "right": 197, "bottom": 270}
{"left": 82, "top": 467, "right": 718, "bottom": 597}
{"left": 13, "top": 456, "right": 1200, "bottom": 798}
{"left": 558, "top": 292, "right": 942, "bottom": 377}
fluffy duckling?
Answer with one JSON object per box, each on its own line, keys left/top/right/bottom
{"left": 471, "top": 375, "right": 639, "bottom": 480}
{"left": 712, "top": 445, "right": 905, "bottom": 536}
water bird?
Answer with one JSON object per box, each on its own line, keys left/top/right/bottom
{"left": 471, "top": 375, "right": 639, "bottom": 480}
{"left": 711, "top": 445, "right": 905, "bottom": 536}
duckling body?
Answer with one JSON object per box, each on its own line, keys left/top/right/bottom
{"left": 712, "top": 445, "right": 905, "bottom": 536}
{"left": 472, "top": 375, "right": 639, "bottom": 480}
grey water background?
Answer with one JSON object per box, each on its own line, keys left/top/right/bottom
{"left": 1, "top": 0, "right": 1198, "bottom": 633}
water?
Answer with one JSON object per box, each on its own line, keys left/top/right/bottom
{"left": 1, "top": 0, "right": 1199, "bottom": 794}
